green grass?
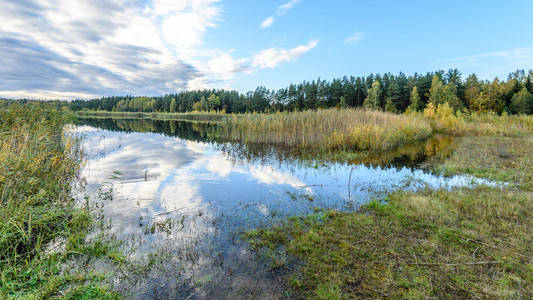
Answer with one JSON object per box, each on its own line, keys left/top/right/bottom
{"left": 219, "top": 108, "right": 433, "bottom": 151}
{"left": 0, "top": 104, "right": 123, "bottom": 299}
{"left": 431, "top": 135, "right": 533, "bottom": 189}
{"left": 244, "top": 122, "right": 533, "bottom": 298}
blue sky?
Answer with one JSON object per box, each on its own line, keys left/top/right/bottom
{"left": 1, "top": 0, "right": 533, "bottom": 99}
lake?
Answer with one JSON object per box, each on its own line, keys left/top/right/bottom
{"left": 73, "top": 118, "right": 492, "bottom": 299}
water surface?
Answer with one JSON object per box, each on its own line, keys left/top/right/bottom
{"left": 74, "top": 118, "right": 490, "bottom": 299}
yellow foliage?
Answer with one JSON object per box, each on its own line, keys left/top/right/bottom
{"left": 423, "top": 102, "right": 466, "bottom": 134}
{"left": 423, "top": 102, "right": 436, "bottom": 119}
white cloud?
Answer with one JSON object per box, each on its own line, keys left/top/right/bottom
{"left": 436, "top": 47, "right": 533, "bottom": 80}
{"left": 0, "top": 0, "right": 316, "bottom": 99}
{"left": 260, "top": 16, "right": 275, "bottom": 29}
{"left": 187, "top": 77, "right": 210, "bottom": 91}
{"left": 344, "top": 31, "right": 364, "bottom": 45}
{"left": 207, "top": 51, "right": 250, "bottom": 80}
{"left": 253, "top": 40, "right": 318, "bottom": 69}
{"left": 277, "top": 0, "right": 302, "bottom": 15}
{"left": 159, "top": 2, "right": 222, "bottom": 60}
{"left": 260, "top": 0, "right": 302, "bottom": 30}
{"left": 0, "top": 0, "right": 217, "bottom": 99}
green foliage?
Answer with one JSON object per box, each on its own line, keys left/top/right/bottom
{"left": 407, "top": 86, "right": 422, "bottom": 112}
{"left": 429, "top": 75, "right": 446, "bottom": 106}
{"left": 363, "top": 80, "right": 382, "bottom": 110}
{"left": 0, "top": 104, "right": 123, "bottom": 298}
{"left": 429, "top": 75, "right": 463, "bottom": 111}
{"left": 510, "top": 87, "right": 533, "bottom": 114}
{"left": 65, "top": 284, "right": 121, "bottom": 299}
{"left": 169, "top": 98, "right": 177, "bottom": 113}
{"left": 470, "top": 92, "right": 492, "bottom": 112}
{"left": 66, "top": 69, "right": 533, "bottom": 116}
{"left": 207, "top": 94, "right": 221, "bottom": 112}
{"left": 465, "top": 74, "right": 481, "bottom": 108}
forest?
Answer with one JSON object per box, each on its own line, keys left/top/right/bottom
{"left": 66, "top": 69, "right": 533, "bottom": 115}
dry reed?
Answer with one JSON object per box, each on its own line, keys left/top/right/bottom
{"left": 219, "top": 108, "right": 433, "bottom": 151}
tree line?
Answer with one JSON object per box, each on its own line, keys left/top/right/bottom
{"left": 59, "top": 69, "right": 533, "bottom": 115}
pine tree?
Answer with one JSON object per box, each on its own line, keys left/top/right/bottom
{"left": 199, "top": 96, "right": 208, "bottom": 111}
{"left": 510, "top": 87, "right": 533, "bottom": 114}
{"left": 443, "top": 82, "right": 462, "bottom": 112}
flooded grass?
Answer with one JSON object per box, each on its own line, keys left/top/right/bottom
{"left": 430, "top": 135, "right": 533, "bottom": 189}
{"left": 0, "top": 105, "right": 123, "bottom": 298}
{"left": 244, "top": 133, "right": 533, "bottom": 298}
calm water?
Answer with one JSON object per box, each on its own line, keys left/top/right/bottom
{"left": 73, "top": 118, "right": 492, "bottom": 299}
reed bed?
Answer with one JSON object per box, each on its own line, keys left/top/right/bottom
{"left": 0, "top": 105, "right": 119, "bottom": 298}
{"left": 219, "top": 108, "right": 433, "bottom": 151}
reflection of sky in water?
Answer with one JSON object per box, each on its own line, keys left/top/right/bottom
{"left": 75, "top": 125, "right": 494, "bottom": 240}
{"left": 73, "top": 124, "right": 498, "bottom": 298}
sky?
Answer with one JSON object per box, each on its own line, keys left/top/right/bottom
{"left": 1, "top": 0, "right": 533, "bottom": 100}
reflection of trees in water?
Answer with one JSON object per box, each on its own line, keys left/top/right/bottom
{"left": 76, "top": 118, "right": 455, "bottom": 168}
{"left": 347, "top": 134, "right": 456, "bottom": 168}
{"left": 216, "top": 134, "right": 455, "bottom": 169}
{"left": 76, "top": 118, "right": 219, "bottom": 143}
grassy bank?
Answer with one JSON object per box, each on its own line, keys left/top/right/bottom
{"left": 244, "top": 119, "right": 533, "bottom": 298}
{"left": 219, "top": 109, "right": 433, "bottom": 151}
{"left": 0, "top": 105, "right": 122, "bottom": 298}
{"left": 76, "top": 110, "right": 231, "bottom": 122}
{"left": 423, "top": 103, "right": 533, "bottom": 136}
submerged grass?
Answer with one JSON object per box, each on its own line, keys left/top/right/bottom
{"left": 0, "top": 104, "right": 123, "bottom": 298}
{"left": 244, "top": 119, "right": 533, "bottom": 299}
{"left": 219, "top": 108, "right": 433, "bottom": 151}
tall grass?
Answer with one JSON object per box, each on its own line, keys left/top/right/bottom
{"left": 218, "top": 108, "right": 433, "bottom": 151}
{"left": 0, "top": 104, "right": 120, "bottom": 298}
{"left": 423, "top": 102, "right": 533, "bottom": 136}
{"left": 465, "top": 113, "right": 533, "bottom": 136}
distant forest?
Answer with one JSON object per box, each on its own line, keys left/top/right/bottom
{"left": 38, "top": 69, "right": 533, "bottom": 115}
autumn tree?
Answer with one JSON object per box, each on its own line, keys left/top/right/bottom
{"left": 407, "top": 86, "right": 422, "bottom": 112}
{"left": 170, "top": 98, "right": 177, "bottom": 113}
{"left": 464, "top": 74, "right": 481, "bottom": 109}
{"left": 429, "top": 75, "right": 446, "bottom": 106}
{"left": 364, "top": 80, "right": 382, "bottom": 110}
{"left": 207, "top": 94, "right": 221, "bottom": 112}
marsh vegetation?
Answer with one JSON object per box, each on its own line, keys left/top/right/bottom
{"left": 218, "top": 109, "right": 432, "bottom": 151}
{"left": 2, "top": 68, "right": 532, "bottom": 299}
{"left": 0, "top": 105, "right": 123, "bottom": 298}
{"left": 243, "top": 123, "right": 533, "bottom": 299}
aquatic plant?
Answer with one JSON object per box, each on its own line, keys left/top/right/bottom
{"left": 218, "top": 108, "right": 433, "bottom": 151}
